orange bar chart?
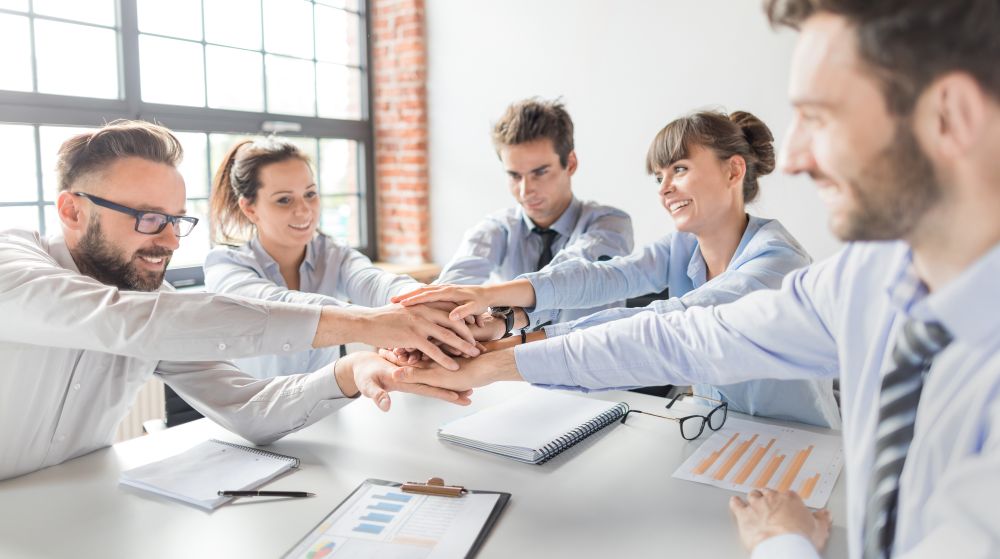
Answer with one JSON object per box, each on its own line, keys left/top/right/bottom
{"left": 799, "top": 474, "right": 820, "bottom": 499}
{"left": 713, "top": 434, "right": 758, "bottom": 481}
{"left": 693, "top": 433, "right": 739, "bottom": 475}
{"left": 752, "top": 453, "right": 785, "bottom": 488}
{"left": 733, "top": 438, "right": 776, "bottom": 485}
{"left": 777, "top": 445, "right": 814, "bottom": 492}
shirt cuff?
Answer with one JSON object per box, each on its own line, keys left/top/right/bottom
{"left": 521, "top": 272, "right": 557, "bottom": 311}
{"left": 262, "top": 301, "right": 322, "bottom": 354}
{"left": 305, "top": 360, "right": 348, "bottom": 400}
{"left": 544, "top": 321, "right": 573, "bottom": 338}
{"left": 750, "top": 534, "right": 820, "bottom": 559}
{"left": 514, "top": 336, "right": 573, "bottom": 386}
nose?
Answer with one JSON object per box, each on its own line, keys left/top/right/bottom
{"left": 156, "top": 223, "right": 180, "bottom": 251}
{"left": 779, "top": 117, "right": 815, "bottom": 175}
{"left": 659, "top": 177, "right": 674, "bottom": 197}
{"left": 518, "top": 177, "right": 531, "bottom": 199}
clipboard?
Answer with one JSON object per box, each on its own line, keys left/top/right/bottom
{"left": 283, "top": 478, "right": 510, "bottom": 558}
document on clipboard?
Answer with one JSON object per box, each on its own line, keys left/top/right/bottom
{"left": 283, "top": 478, "right": 510, "bottom": 559}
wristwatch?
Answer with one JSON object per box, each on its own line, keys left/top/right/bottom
{"left": 489, "top": 306, "right": 516, "bottom": 338}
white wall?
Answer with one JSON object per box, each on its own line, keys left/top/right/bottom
{"left": 424, "top": 0, "right": 841, "bottom": 266}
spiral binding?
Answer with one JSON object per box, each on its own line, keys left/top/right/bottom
{"left": 211, "top": 439, "right": 301, "bottom": 469}
{"left": 535, "top": 402, "right": 630, "bottom": 464}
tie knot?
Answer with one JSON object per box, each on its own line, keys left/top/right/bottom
{"left": 532, "top": 227, "right": 558, "bottom": 239}
{"left": 894, "top": 319, "right": 953, "bottom": 365}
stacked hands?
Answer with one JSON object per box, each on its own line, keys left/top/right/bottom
{"left": 337, "top": 284, "right": 512, "bottom": 414}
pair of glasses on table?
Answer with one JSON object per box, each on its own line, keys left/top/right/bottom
{"left": 620, "top": 392, "right": 728, "bottom": 440}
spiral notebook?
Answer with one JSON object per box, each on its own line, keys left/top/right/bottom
{"left": 119, "top": 439, "right": 299, "bottom": 510}
{"left": 438, "top": 387, "right": 629, "bottom": 464}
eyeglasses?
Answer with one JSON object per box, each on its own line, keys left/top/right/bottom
{"left": 72, "top": 192, "right": 199, "bottom": 237}
{"left": 620, "top": 392, "right": 728, "bottom": 440}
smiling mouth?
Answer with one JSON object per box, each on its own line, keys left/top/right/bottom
{"left": 289, "top": 222, "right": 312, "bottom": 231}
{"left": 138, "top": 255, "right": 167, "bottom": 266}
{"left": 668, "top": 200, "right": 692, "bottom": 214}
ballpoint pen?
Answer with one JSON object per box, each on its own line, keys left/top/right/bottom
{"left": 218, "top": 490, "right": 315, "bottom": 498}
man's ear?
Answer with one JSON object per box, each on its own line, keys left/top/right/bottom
{"left": 565, "top": 150, "right": 579, "bottom": 177}
{"left": 56, "top": 191, "right": 87, "bottom": 232}
{"left": 917, "top": 72, "right": 987, "bottom": 161}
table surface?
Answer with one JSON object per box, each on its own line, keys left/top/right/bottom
{"left": 0, "top": 383, "right": 848, "bottom": 559}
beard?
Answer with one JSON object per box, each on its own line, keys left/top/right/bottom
{"left": 833, "top": 119, "right": 943, "bottom": 242}
{"left": 73, "top": 216, "right": 172, "bottom": 292}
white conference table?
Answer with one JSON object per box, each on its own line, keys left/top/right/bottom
{"left": 0, "top": 383, "right": 847, "bottom": 558}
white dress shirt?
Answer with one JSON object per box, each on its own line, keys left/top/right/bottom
{"left": 0, "top": 229, "right": 351, "bottom": 481}
{"left": 204, "top": 234, "right": 422, "bottom": 378}
{"left": 436, "top": 197, "right": 634, "bottom": 325}
{"left": 516, "top": 240, "right": 1000, "bottom": 558}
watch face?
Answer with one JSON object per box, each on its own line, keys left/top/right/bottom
{"left": 490, "top": 306, "right": 513, "bottom": 316}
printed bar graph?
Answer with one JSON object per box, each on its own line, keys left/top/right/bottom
{"left": 799, "top": 474, "right": 820, "bottom": 499}
{"left": 353, "top": 523, "right": 384, "bottom": 535}
{"left": 753, "top": 454, "right": 786, "bottom": 488}
{"left": 733, "top": 438, "right": 776, "bottom": 485}
{"left": 373, "top": 492, "right": 412, "bottom": 503}
{"left": 693, "top": 433, "right": 739, "bottom": 475}
{"left": 713, "top": 434, "right": 758, "bottom": 481}
{"left": 369, "top": 502, "right": 403, "bottom": 513}
{"left": 361, "top": 512, "right": 394, "bottom": 523}
{"left": 777, "top": 445, "right": 814, "bottom": 492}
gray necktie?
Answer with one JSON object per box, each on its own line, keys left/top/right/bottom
{"left": 862, "top": 318, "right": 952, "bottom": 559}
{"left": 532, "top": 227, "right": 558, "bottom": 271}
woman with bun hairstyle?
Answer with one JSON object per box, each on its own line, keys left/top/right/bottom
{"left": 393, "top": 110, "right": 841, "bottom": 428}
{"left": 205, "top": 137, "right": 466, "bottom": 380}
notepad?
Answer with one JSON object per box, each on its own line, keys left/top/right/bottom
{"left": 438, "top": 387, "right": 629, "bottom": 464}
{"left": 119, "top": 439, "right": 300, "bottom": 510}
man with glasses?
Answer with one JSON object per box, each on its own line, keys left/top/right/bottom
{"left": 390, "top": 1, "right": 1000, "bottom": 556}
{"left": 0, "top": 120, "right": 478, "bottom": 482}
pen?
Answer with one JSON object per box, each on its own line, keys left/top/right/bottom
{"left": 218, "top": 490, "right": 315, "bottom": 498}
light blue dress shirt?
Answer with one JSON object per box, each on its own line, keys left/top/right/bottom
{"left": 516, "top": 240, "right": 1000, "bottom": 558}
{"left": 521, "top": 215, "right": 840, "bottom": 428}
{"left": 436, "top": 196, "right": 634, "bottom": 325}
{"left": 204, "top": 233, "right": 422, "bottom": 378}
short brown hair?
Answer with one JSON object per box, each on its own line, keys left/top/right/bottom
{"left": 646, "top": 110, "right": 776, "bottom": 204}
{"left": 56, "top": 119, "right": 183, "bottom": 192}
{"left": 209, "top": 137, "right": 311, "bottom": 244}
{"left": 491, "top": 98, "right": 574, "bottom": 168}
{"left": 764, "top": 0, "right": 1000, "bottom": 115}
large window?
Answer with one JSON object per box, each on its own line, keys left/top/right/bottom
{"left": 0, "top": 0, "right": 375, "bottom": 285}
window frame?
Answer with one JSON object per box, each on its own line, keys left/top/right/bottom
{"left": 0, "top": 0, "right": 377, "bottom": 287}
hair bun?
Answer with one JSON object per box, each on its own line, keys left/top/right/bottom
{"left": 730, "top": 111, "right": 776, "bottom": 176}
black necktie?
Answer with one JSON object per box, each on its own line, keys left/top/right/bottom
{"left": 532, "top": 227, "right": 559, "bottom": 271}
{"left": 862, "top": 318, "right": 952, "bottom": 559}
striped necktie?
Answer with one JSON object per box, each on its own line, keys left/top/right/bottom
{"left": 862, "top": 318, "right": 952, "bottom": 559}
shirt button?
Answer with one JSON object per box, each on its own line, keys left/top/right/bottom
{"left": 218, "top": 343, "right": 227, "bottom": 351}
{"left": 73, "top": 383, "right": 81, "bottom": 390}
{"left": 282, "top": 343, "right": 292, "bottom": 352}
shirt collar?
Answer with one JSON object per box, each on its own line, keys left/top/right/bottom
{"left": 248, "top": 235, "right": 319, "bottom": 273}
{"left": 519, "top": 196, "right": 581, "bottom": 238}
{"left": 47, "top": 234, "right": 81, "bottom": 273}
{"left": 885, "top": 241, "right": 1000, "bottom": 344}
{"left": 686, "top": 214, "right": 760, "bottom": 284}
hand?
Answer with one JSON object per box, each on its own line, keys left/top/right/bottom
{"left": 391, "top": 284, "right": 493, "bottom": 321}
{"left": 335, "top": 352, "right": 473, "bottom": 411}
{"left": 729, "top": 489, "right": 832, "bottom": 553}
{"left": 392, "top": 348, "right": 523, "bottom": 392}
{"left": 340, "top": 304, "right": 480, "bottom": 370}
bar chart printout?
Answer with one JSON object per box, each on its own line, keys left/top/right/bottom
{"left": 284, "top": 481, "right": 500, "bottom": 559}
{"left": 672, "top": 418, "right": 844, "bottom": 508}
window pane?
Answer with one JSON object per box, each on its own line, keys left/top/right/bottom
{"left": 34, "top": 0, "right": 116, "bottom": 26}
{"left": 285, "top": 137, "right": 318, "bottom": 165}
{"left": 174, "top": 132, "right": 209, "bottom": 199}
{"left": 320, "top": 195, "right": 359, "bottom": 246}
{"left": 319, "top": 139, "right": 358, "bottom": 195}
{"left": 209, "top": 133, "right": 252, "bottom": 180}
{"left": 316, "top": 0, "right": 359, "bottom": 11}
{"left": 315, "top": 6, "right": 359, "bottom": 65}
{"left": 0, "top": 0, "right": 29, "bottom": 12}
{"left": 39, "top": 125, "right": 94, "bottom": 198}
{"left": 0, "top": 124, "right": 38, "bottom": 202}
{"left": 35, "top": 20, "right": 118, "bottom": 98}
{"left": 43, "top": 204, "right": 59, "bottom": 236}
{"left": 137, "top": 0, "right": 202, "bottom": 41}
{"left": 0, "top": 206, "right": 41, "bottom": 232}
{"left": 263, "top": 0, "right": 313, "bottom": 59}
{"left": 204, "top": 0, "right": 261, "bottom": 50}
{"left": 140, "top": 35, "right": 205, "bottom": 107}
{"left": 170, "top": 198, "right": 211, "bottom": 268}
{"left": 316, "top": 63, "right": 361, "bottom": 119}
{"left": 0, "top": 14, "right": 32, "bottom": 92}
{"left": 206, "top": 45, "right": 264, "bottom": 112}
{"left": 265, "top": 55, "right": 315, "bottom": 116}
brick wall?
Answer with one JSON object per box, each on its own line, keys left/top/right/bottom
{"left": 371, "top": 0, "right": 430, "bottom": 264}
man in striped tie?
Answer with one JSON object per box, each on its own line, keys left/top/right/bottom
{"left": 390, "top": 1, "right": 1000, "bottom": 556}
